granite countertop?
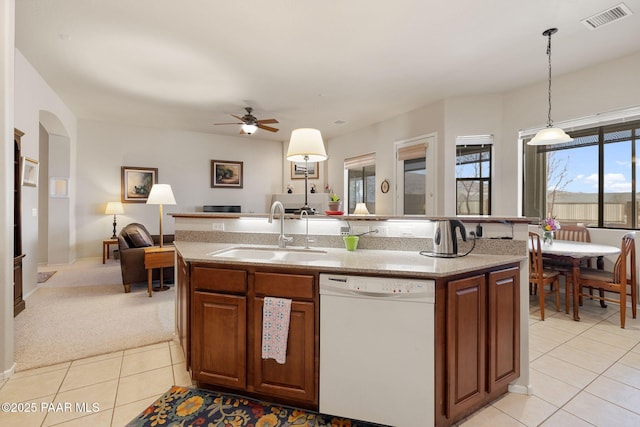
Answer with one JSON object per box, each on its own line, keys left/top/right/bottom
{"left": 170, "top": 212, "right": 532, "bottom": 224}
{"left": 174, "top": 241, "right": 525, "bottom": 278}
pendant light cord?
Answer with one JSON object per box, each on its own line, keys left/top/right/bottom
{"left": 544, "top": 28, "right": 556, "bottom": 128}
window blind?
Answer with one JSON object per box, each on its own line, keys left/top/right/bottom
{"left": 397, "top": 144, "right": 426, "bottom": 161}
{"left": 344, "top": 152, "right": 376, "bottom": 169}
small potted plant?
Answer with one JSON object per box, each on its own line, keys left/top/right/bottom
{"left": 328, "top": 193, "right": 342, "bottom": 212}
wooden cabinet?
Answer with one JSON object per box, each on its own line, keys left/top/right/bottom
{"left": 487, "top": 268, "right": 520, "bottom": 397}
{"left": 446, "top": 274, "right": 487, "bottom": 419}
{"left": 176, "top": 253, "right": 190, "bottom": 367}
{"left": 436, "top": 265, "right": 520, "bottom": 427}
{"left": 189, "top": 264, "right": 318, "bottom": 408}
{"left": 192, "top": 290, "right": 247, "bottom": 388}
{"left": 251, "top": 272, "right": 316, "bottom": 403}
{"left": 14, "top": 129, "right": 25, "bottom": 317}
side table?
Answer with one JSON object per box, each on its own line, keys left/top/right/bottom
{"left": 102, "top": 238, "right": 118, "bottom": 264}
{"left": 144, "top": 246, "right": 175, "bottom": 297}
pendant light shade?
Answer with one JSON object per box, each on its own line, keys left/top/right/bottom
{"left": 528, "top": 127, "right": 573, "bottom": 145}
{"left": 528, "top": 28, "right": 573, "bottom": 146}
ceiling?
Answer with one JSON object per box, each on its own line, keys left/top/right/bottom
{"left": 15, "top": 0, "right": 640, "bottom": 142}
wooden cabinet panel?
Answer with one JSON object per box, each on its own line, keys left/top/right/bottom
{"left": 446, "top": 274, "right": 486, "bottom": 419}
{"left": 192, "top": 265, "right": 247, "bottom": 293}
{"left": 192, "top": 291, "right": 247, "bottom": 389}
{"left": 487, "top": 267, "right": 520, "bottom": 395}
{"left": 176, "top": 254, "right": 190, "bottom": 368}
{"left": 251, "top": 298, "right": 316, "bottom": 403}
{"left": 254, "top": 272, "right": 314, "bottom": 300}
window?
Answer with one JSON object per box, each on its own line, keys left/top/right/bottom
{"left": 396, "top": 139, "right": 430, "bottom": 215}
{"left": 344, "top": 153, "right": 376, "bottom": 214}
{"left": 456, "top": 144, "right": 492, "bottom": 215}
{"left": 523, "top": 119, "right": 640, "bottom": 229}
{"left": 403, "top": 157, "right": 426, "bottom": 214}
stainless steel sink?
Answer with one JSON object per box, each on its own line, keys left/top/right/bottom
{"left": 208, "top": 246, "right": 327, "bottom": 262}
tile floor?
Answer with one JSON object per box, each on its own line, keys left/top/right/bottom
{"left": 0, "top": 341, "right": 191, "bottom": 426}
{"left": 459, "top": 294, "right": 640, "bottom": 427}
{"left": 1, "top": 294, "right": 639, "bottom": 426}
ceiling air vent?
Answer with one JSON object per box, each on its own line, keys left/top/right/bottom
{"left": 581, "top": 3, "right": 632, "bottom": 30}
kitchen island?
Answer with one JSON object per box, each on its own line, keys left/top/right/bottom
{"left": 171, "top": 213, "right": 530, "bottom": 427}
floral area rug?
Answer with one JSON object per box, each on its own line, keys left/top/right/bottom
{"left": 126, "top": 386, "right": 388, "bottom": 427}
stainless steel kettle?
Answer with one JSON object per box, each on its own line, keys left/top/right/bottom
{"left": 432, "top": 219, "right": 467, "bottom": 257}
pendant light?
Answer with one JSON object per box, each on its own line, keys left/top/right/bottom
{"left": 528, "top": 28, "right": 573, "bottom": 146}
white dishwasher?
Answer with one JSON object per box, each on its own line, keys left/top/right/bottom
{"left": 319, "top": 274, "right": 435, "bottom": 427}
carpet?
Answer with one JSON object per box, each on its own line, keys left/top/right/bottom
{"left": 37, "top": 270, "right": 56, "bottom": 283}
{"left": 126, "top": 386, "right": 387, "bottom": 427}
{"left": 15, "top": 259, "right": 175, "bottom": 371}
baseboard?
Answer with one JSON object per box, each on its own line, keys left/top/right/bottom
{"left": 1, "top": 362, "right": 16, "bottom": 380}
{"left": 508, "top": 383, "right": 533, "bottom": 396}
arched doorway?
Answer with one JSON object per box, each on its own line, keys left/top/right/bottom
{"left": 38, "top": 111, "right": 72, "bottom": 265}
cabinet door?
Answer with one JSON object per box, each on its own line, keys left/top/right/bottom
{"left": 251, "top": 298, "right": 316, "bottom": 405}
{"left": 446, "top": 274, "right": 486, "bottom": 419}
{"left": 487, "top": 267, "right": 520, "bottom": 395}
{"left": 192, "top": 291, "right": 247, "bottom": 389}
{"left": 176, "top": 254, "right": 190, "bottom": 368}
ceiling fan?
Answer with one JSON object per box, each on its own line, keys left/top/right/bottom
{"left": 214, "top": 107, "right": 279, "bottom": 134}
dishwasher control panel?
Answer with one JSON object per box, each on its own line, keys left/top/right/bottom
{"left": 320, "top": 274, "right": 435, "bottom": 300}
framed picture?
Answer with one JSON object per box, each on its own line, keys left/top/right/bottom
{"left": 121, "top": 166, "right": 158, "bottom": 203}
{"left": 50, "top": 177, "right": 70, "bottom": 198}
{"left": 21, "top": 157, "right": 39, "bottom": 187}
{"left": 211, "top": 160, "right": 243, "bottom": 188}
{"left": 291, "top": 161, "right": 319, "bottom": 179}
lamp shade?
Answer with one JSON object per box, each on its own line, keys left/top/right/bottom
{"left": 146, "top": 184, "right": 176, "bottom": 205}
{"left": 528, "top": 127, "right": 573, "bottom": 145}
{"left": 241, "top": 123, "right": 258, "bottom": 134}
{"left": 105, "top": 201, "right": 124, "bottom": 215}
{"left": 353, "top": 202, "right": 370, "bottom": 215}
{"left": 286, "top": 128, "right": 328, "bottom": 162}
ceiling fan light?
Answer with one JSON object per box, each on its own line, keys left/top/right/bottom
{"left": 528, "top": 127, "right": 573, "bottom": 145}
{"left": 242, "top": 123, "right": 258, "bottom": 134}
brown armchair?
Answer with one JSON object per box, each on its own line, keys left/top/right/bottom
{"left": 118, "top": 223, "right": 174, "bottom": 293}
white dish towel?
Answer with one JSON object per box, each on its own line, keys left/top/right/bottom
{"left": 261, "top": 297, "right": 292, "bottom": 364}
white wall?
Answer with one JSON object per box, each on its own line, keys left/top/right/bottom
{"left": 501, "top": 51, "right": 640, "bottom": 216}
{"left": 14, "top": 49, "right": 77, "bottom": 300}
{"left": 326, "top": 51, "right": 640, "bottom": 217}
{"left": 75, "top": 119, "right": 284, "bottom": 258}
{"left": 326, "top": 101, "right": 445, "bottom": 215}
{"left": 1, "top": 0, "right": 16, "bottom": 379}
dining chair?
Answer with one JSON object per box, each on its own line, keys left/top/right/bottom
{"left": 529, "top": 232, "right": 561, "bottom": 320}
{"left": 553, "top": 224, "right": 593, "bottom": 313}
{"left": 577, "top": 233, "right": 637, "bottom": 328}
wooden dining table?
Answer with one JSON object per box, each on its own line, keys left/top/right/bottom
{"left": 538, "top": 240, "right": 620, "bottom": 321}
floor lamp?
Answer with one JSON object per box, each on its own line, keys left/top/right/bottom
{"left": 286, "top": 128, "right": 327, "bottom": 214}
{"left": 105, "top": 201, "right": 124, "bottom": 239}
{"left": 146, "top": 184, "right": 176, "bottom": 248}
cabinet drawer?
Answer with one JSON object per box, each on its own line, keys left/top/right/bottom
{"left": 192, "top": 266, "right": 247, "bottom": 293}
{"left": 254, "top": 272, "right": 314, "bottom": 299}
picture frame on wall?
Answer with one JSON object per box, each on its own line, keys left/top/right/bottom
{"left": 211, "top": 160, "right": 243, "bottom": 188}
{"left": 121, "top": 166, "right": 158, "bottom": 203}
{"left": 291, "top": 161, "right": 318, "bottom": 179}
{"left": 21, "top": 157, "right": 39, "bottom": 187}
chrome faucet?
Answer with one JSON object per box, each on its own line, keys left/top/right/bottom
{"left": 300, "top": 210, "right": 314, "bottom": 249}
{"left": 269, "top": 201, "right": 292, "bottom": 248}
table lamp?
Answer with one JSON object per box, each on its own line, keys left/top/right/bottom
{"left": 105, "top": 201, "right": 124, "bottom": 239}
{"left": 146, "top": 184, "right": 176, "bottom": 248}
{"left": 353, "top": 202, "right": 370, "bottom": 215}
{"left": 286, "top": 128, "right": 327, "bottom": 214}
